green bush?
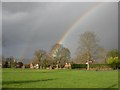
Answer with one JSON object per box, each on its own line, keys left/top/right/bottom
{"left": 90, "top": 64, "right": 110, "bottom": 68}
{"left": 71, "top": 64, "right": 86, "bottom": 69}
{"left": 71, "top": 64, "right": 111, "bottom": 70}
{"left": 24, "top": 64, "right": 30, "bottom": 68}
{"left": 107, "top": 57, "right": 120, "bottom": 69}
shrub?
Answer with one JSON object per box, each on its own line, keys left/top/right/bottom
{"left": 25, "top": 64, "right": 30, "bottom": 68}
{"left": 107, "top": 57, "right": 120, "bottom": 69}
{"left": 71, "top": 64, "right": 111, "bottom": 70}
{"left": 71, "top": 64, "right": 86, "bottom": 69}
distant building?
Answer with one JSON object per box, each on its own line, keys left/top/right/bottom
{"left": 34, "top": 64, "right": 39, "bottom": 69}
{"left": 30, "top": 63, "right": 34, "bottom": 69}
{"left": 16, "top": 62, "right": 23, "bottom": 68}
{"left": 64, "top": 62, "right": 71, "bottom": 69}
{"left": 30, "top": 63, "right": 39, "bottom": 69}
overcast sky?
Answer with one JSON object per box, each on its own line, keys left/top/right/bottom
{"left": 2, "top": 2, "right": 118, "bottom": 62}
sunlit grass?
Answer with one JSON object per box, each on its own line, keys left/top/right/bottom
{"left": 2, "top": 68, "right": 118, "bottom": 88}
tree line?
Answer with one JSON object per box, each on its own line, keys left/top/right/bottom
{"left": 1, "top": 31, "right": 120, "bottom": 69}
{"left": 1, "top": 43, "right": 72, "bottom": 69}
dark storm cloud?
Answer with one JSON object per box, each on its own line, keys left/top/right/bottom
{"left": 2, "top": 2, "right": 118, "bottom": 60}
{"left": 63, "top": 2, "right": 118, "bottom": 56}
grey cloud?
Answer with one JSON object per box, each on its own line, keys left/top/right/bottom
{"left": 2, "top": 2, "right": 118, "bottom": 60}
{"left": 63, "top": 2, "right": 118, "bottom": 56}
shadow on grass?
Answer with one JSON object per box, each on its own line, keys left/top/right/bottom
{"left": 2, "top": 78, "right": 57, "bottom": 85}
{"left": 107, "top": 83, "right": 118, "bottom": 88}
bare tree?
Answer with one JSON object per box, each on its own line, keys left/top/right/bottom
{"left": 32, "top": 49, "right": 47, "bottom": 68}
{"left": 77, "top": 31, "right": 105, "bottom": 68}
{"left": 50, "top": 43, "right": 71, "bottom": 68}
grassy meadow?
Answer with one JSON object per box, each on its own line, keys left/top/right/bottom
{"left": 2, "top": 68, "right": 118, "bottom": 88}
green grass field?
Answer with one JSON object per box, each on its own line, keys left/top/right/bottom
{"left": 2, "top": 68, "right": 118, "bottom": 88}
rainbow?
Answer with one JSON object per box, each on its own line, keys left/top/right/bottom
{"left": 20, "top": 2, "right": 104, "bottom": 60}
{"left": 50, "top": 2, "right": 103, "bottom": 57}
{"left": 58, "top": 2, "right": 103, "bottom": 44}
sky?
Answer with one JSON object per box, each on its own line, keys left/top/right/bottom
{"left": 2, "top": 2, "right": 118, "bottom": 62}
